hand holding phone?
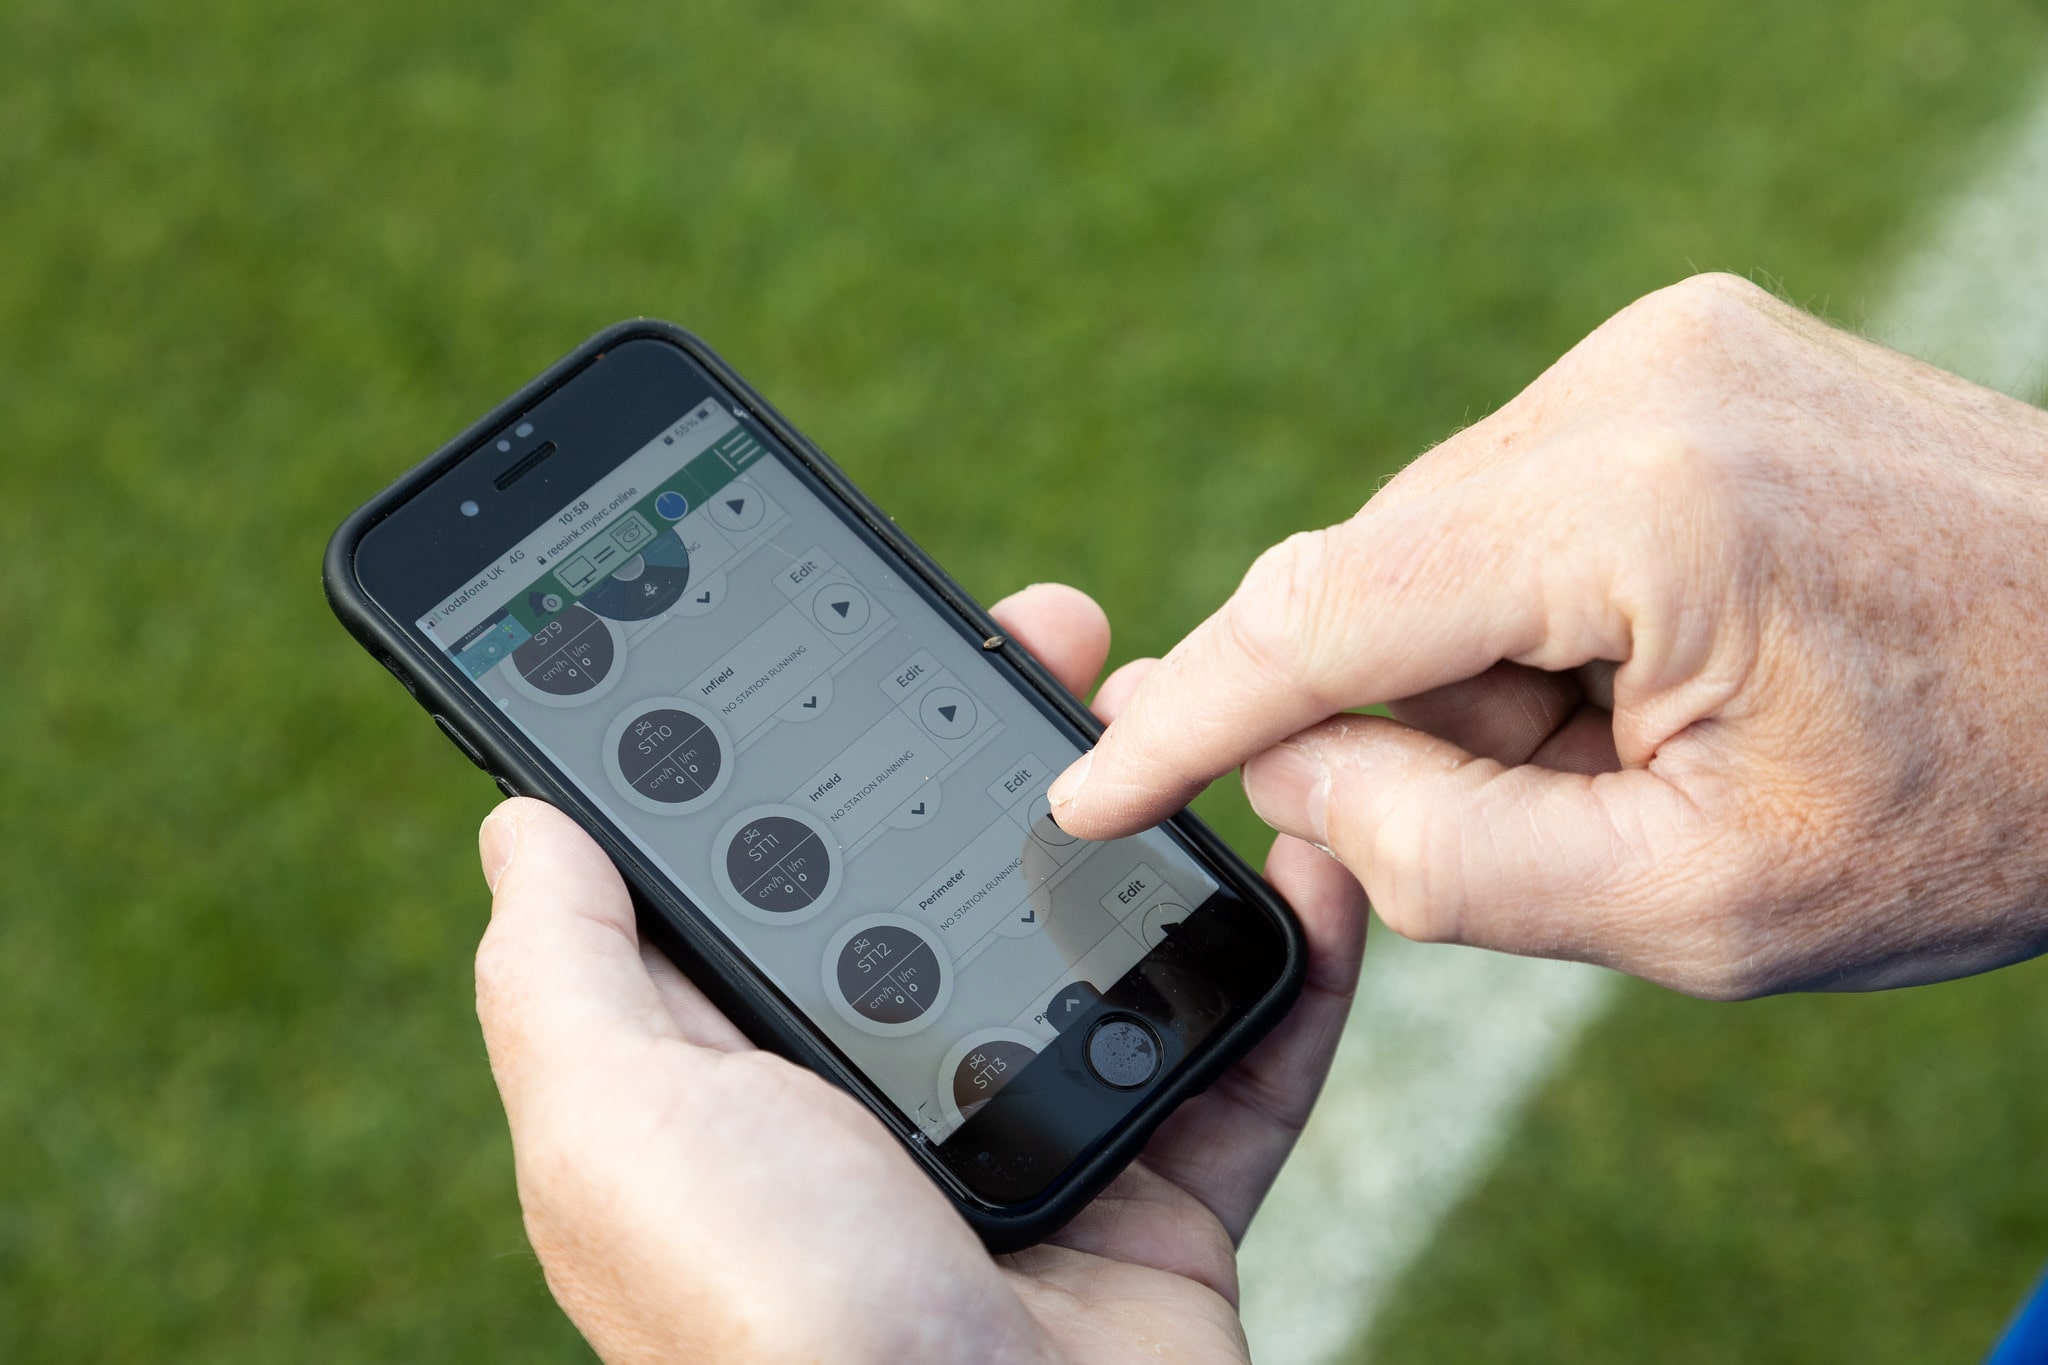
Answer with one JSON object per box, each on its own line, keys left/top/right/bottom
{"left": 327, "top": 322, "right": 1313, "bottom": 1246}
{"left": 475, "top": 583, "right": 1369, "bottom": 1363}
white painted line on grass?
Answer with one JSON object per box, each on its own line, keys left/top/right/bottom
{"left": 1875, "top": 82, "right": 2048, "bottom": 401}
{"left": 1237, "top": 80, "right": 2048, "bottom": 1365}
{"left": 1239, "top": 942, "right": 1613, "bottom": 1365}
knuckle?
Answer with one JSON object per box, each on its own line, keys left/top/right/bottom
{"left": 1626, "top": 271, "right": 1770, "bottom": 339}
{"left": 1228, "top": 527, "right": 1356, "bottom": 705}
{"left": 1600, "top": 424, "right": 1725, "bottom": 494}
{"left": 1666, "top": 269, "right": 1771, "bottom": 308}
{"left": 1583, "top": 419, "right": 1755, "bottom": 549}
{"left": 472, "top": 922, "right": 519, "bottom": 1006}
{"left": 1579, "top": 272, "right": 1776, "bottom": 396}
{"left": 472, "top": 922, "right": 549, "bottom": 1055}
{"left": 1643, "top": 852, "right": 1787, "bottom": 1001}
{"left": 1672, "top": 934, "right": 1774, "bottom": 1001}
{"left": 1351, "top": 790, "right": 1463, "bottom": 945}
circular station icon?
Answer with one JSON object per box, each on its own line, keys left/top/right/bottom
{"left": 504, "top": 604, "right": 625, "bottom": 708}
{"left": 654, "top": 490, "right": 690, "bottom": 521}
{"left": 603, "top": 697, "right": 732, "bottom": 815}
{"left": 822, "top": 914, "right": 953, "bottom": 1038}
{"left": 581, "top": 529, "right": 692, "bottom": 622}
{"left": 712, "top": 805, "right": 842, "bottom": 926}
{"left": 937, "top": 1028, "right": 1043, "bottom": 1128}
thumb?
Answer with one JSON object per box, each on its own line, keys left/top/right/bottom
{"left": 1242, "top": 715, "right": 1709, "bottom": 967}
{"left": 474, "top": 799, "right": 683, "bottom": 1124}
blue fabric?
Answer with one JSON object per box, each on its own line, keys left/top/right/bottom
{"left": 1988, "top": 1268, "right": 2048, "bottom": 1365}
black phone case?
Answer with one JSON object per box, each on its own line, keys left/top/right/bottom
{"left": 322, "top": 319, "right": 1307, "bottom": 1251}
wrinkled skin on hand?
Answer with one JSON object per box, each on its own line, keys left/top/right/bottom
{"left": 474, "top": 584, "right": 1369, "bottom": 1364}
{"left": 1049, "top": 273, "right": 2048, "bottom": 998}
{"left": 469, "top": 274, "right": 2048, "bottom": 1361}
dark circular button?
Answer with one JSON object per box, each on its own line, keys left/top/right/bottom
{"left": 951, "top": 1039, "right": 1038, "bottom": 1121}
{"left": 511, "top": 604, "right": 614, "bottom": 696}
{"left": 617, "top": 707, "right": 722, "bottom": 803}
{"left": 725, "top": 815, "right": 833, "bottom": 915}
{"left": 1085, "top": 1016, "right": 1162, "bottom": 1090}
{"left": 1044, "top": 980, "right": 1103, "bottom": 1034}
{"left": 837, "top": 925, "right": 943, "bottom": 1026}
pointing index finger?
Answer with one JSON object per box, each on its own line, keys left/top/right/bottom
{"left": 1046, "top": 467, "right": 1619, "bottom": 840}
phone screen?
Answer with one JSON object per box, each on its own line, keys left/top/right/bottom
{"left": 410, "top": 389, "right": 1223, "bottom": 1144}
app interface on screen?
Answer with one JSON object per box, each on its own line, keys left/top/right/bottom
{"left": 420, "top": 400, "right": 1218, "bottom": 1140}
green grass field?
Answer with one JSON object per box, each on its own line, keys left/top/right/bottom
{"left": 4, "top": 0, "right": 2048, "bottom": 1358}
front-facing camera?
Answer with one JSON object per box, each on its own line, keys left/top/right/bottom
{"left": 460, "top": 500, "right": 480, "bottom": 517}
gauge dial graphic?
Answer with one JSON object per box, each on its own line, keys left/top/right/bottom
{"left": 504, "top": 604, "right": 623, "bottom": 707}
{"left": 823, "top": 915, "right": 953, "bottom": 1037}
{"left": 602, "top": 697, "right": 732, "bottom": 814}
{"left": 580, "top": 526, "right": 692, "bottom": 621}
{"left": 937, "top": 1028, "right": 1043, "bottom": 1127}
{"left": 712, "top": 806, "right": 841, "bottom": 926}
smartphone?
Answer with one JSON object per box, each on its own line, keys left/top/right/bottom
{"left": 325, "top": 321, "right": 1305, "bottom": 1249}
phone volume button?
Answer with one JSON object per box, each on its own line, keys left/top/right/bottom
{"left": 377, "top": 653, "right": 419, "bottom": 697}
{"left": 431, "top": 714, "right": 488, "bottom": 770}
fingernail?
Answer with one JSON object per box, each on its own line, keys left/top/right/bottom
{"left": 1244, "top": 743, "right": 1329, "bottom": 843}
{"left": 1047, "top": 750, "right": 1093, "bottom": 815}
{"left": 479, "top": 806, "right": 523, "bottom": 894}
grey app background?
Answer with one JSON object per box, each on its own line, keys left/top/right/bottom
{"left": 471, "top": 437, "right": 1216, "bottom": 1139}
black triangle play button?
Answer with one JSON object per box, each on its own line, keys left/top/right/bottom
{"left": 725, "top": 498, "right": 746, "bottom": 515}
{"left": 938, "top": 704, "right": 957, "bottom": 722}
{"left": 830, "top": 599, "right": 851, "bottom": 617}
